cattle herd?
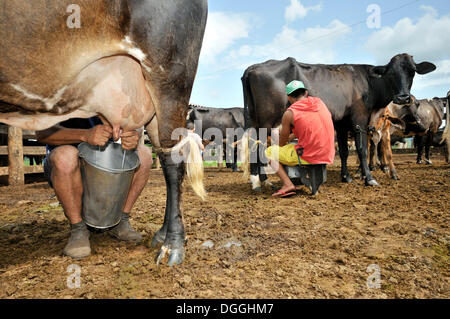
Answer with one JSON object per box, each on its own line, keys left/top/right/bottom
{"left": 0, "top": 0, "right": 449, "bottom": 268}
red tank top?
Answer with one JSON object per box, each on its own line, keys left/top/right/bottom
{"left": 288, "top": 97, "right": 335, "bottom": 165}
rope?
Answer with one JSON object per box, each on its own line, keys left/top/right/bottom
{"left": 249, "top": 137, "right": 267, "bottom": 153}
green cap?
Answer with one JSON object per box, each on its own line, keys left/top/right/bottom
{"left": 286, "top": 80, "right": 307, "bottom": 96}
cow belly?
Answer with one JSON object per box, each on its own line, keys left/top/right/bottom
{"left": 0, "top": 55, "right": 155, "bottom": 134}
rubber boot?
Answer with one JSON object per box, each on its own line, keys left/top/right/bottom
{"left": 109, "top": 213, "right": 142, "bottom": 242}
{"left": 63, "top": 221, "right": 91, "bottom": 259}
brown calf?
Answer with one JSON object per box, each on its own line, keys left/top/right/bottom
{"left": 367, "top": 106, "right": 406, "bottom": 180}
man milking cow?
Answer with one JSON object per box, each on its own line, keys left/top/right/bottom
{"left": 36, "top": 118, "right": 153, "bottom": 259}
{"left": 265, "top": 81, "right": 335, "bottom": 197}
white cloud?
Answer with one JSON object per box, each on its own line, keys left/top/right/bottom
{"left": 285, "top": 0, "right": 322, "bottom": 22}
{"left": 365, "top": 7, "right": 450, "bottom": 64}
{"left": 200, "top": 12, "right": 254, "bottom": 65}
{"left": 365, "top": 6, "right": 450, "bottom": 97}
{"left": 226, "top": 19, "right": 351, "bottom": 66}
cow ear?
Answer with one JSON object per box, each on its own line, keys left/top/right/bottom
{"left": 387, "top": 116, "right": 404, "bottom": 127}
{"left": 415, "top": 62, "right": 436, "bottom": 75}
{"left": 369, "top": 65, "right": 387, "bottom": 78}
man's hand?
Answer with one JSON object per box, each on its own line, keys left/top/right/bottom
{"left": 84, "top": 125, "right": 113, "bottom": 146}
{"left": 120, "top": 130, "right": 140, "bottom": 151}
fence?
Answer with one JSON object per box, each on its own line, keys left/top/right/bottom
{"left": 0, "top": 125, "right": 46, "bottom": 185}
{"left": 0, "top": 125, "right": 165, "bottom": 186}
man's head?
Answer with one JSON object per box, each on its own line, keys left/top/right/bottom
{"left": 186, "top": 121, "right": 195, "bottom": 131}
{"left": 286, "top": 80, "right": 308, "bottom": 104}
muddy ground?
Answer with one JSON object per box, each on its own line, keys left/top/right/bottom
{"left": 0, "top": 154, "right": 448, "bottom": 299}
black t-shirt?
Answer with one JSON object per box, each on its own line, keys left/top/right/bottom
{"left": 46, "top": 117, "right": 103, "bottom": 154}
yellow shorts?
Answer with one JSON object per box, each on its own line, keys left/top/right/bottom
{"left": 265, "top": 144, "right": 310, "bottom": 167}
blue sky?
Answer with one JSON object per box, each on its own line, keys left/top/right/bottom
{"left": 190, "top": 0, "right": 450, "bottom": 108}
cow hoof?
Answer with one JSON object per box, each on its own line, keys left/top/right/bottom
{"left": 392, "top": 175, "right": 399, "bottom": 181}
{"left": 253, "top": 187, "right": 262, "bottom": 193}
{"left": 416, "top": 160, "right": 423, "bottom": 165}
{"left": 365, "top": 179, "right": 380, "bottom": 187}
{"left": 425, "top": 160, "right": 432, "bottom": 165}
{"left": 155, "top": 245, "right": 185, "bottom": 267}
{"left": 168, "top": 248, "right": 185, "bottom": 267}
{"left": 341, "top": 176, "right": 353, "bottom": 183}
{"left": 150, "top": 230, "right": 166, "bottom": 249}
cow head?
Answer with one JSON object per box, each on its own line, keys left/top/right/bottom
{"left": 388, "top": 96, "right": 427, "bottom": 134}
{"left": 370, "top": 54, "right": 436, "bottom": 105}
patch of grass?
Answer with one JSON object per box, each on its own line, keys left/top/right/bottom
{"left": 430, "top": 243, "right": 449, "bottom": 270}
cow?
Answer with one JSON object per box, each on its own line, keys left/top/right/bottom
{"left": 411, "top": 97, "right": 447, "bottom": 164}
{"left": 366, "top": 100, "right": 416, "bottom": 180}
{"left": 187, "top": 105, "right": 245, "bottom": 172}
{"left": 241, "top": 54, "right": 435, "bottom": 191}
{"left": 369, "top": 94, "right": 448, "bottom": 178}
{"left": 0, "top": 0, "right": 208, "bottom": 266}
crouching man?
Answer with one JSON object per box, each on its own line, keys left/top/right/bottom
{"left": 36, "top": 117, "right": 153, "bottom": 259}
{"left": 266, "top": 81, "right": 335, "bottom": 198}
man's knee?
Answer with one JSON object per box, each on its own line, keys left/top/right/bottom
{"left": 137, "top": 145, "right": 153, "bottom": 171}
{"left": 49, "top": 146, "right": 80, "bottom": 174}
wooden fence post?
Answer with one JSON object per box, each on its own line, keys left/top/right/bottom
{"left": 8, "top": 126, "right": 24, "bottom": 185}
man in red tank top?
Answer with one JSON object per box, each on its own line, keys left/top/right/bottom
{"left": 266, "top": 80, "right": 335, "bottom": 197}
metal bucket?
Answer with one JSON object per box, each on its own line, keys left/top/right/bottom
{"left": 78, "top": 142, "right": 140, "bottom": 229}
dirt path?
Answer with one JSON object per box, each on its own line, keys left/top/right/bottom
{"left": 0, "top": 154, "right": 448, "bottom": 298}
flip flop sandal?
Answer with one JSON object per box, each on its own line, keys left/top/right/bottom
{"left": 272, "top": 190, "right": 297, "bottom": 198}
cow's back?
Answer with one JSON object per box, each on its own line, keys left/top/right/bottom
{"left": 243, "top": 58, "right": 370, "bottom": 128}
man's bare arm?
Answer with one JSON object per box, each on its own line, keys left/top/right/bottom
{"left": 279, "top": 110, "right": 294, "bottom": 147}
{"left": 36, "top": 125, "right": 113, "bottom": 147}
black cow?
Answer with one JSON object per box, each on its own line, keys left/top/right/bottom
{"left": 242, "top": 54, "right": 435, "bottom": 190}
{"left": 187, "top": 105, "right": 245, "bottom": 171}
{"left": 0, "top": 0, "right": 208, "bottom": 266}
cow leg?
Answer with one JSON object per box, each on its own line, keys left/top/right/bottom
{"left": 231, "top": 140, "right": 239, "bottom": 172}
{"left": 258, "top": 130, "right": 271, "bottom": 189}
{"left": 424, "top": 133, "right": 433, "bottom": 165}
{"left": 354, "top": 124, "right": 379, "bottom": 186}
{"left": 445, "top": 142, "right": 450, "bottom": 164}
{"left": 152, "top": 153, "right": 186, "bottom": 266}
{"left": 248, "top": 133, "right": 262, "bottom": 191}
{"left": 369, "top": 139, "right": 376, "bottom": 172}
{"left": 378, "top": 142, "right": 388, "bottom": 173}
{"left": 415, "top": 135, "right": 424, "bottom": 164}
{"left": 336, "top": 127, "right": 352, "bottom": 183}
{"left": 146, "top": 108, "right": 187, "bottom": 266}
{"left": 225, "top": 141, "right": 238, "bottom": 172}
{"left": 381, "top": 130, "right": 398, "bottom": 180}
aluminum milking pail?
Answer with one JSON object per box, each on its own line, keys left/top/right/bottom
{"left": 78, "top": 141, "right": 140, "bottom": 229}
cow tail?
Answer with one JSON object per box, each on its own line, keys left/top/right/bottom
{"left": 241, "top": 130, "right": 251, "bottom": 180}
{"left": 175, "top": 136, "right": 206, "bottom": 200}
